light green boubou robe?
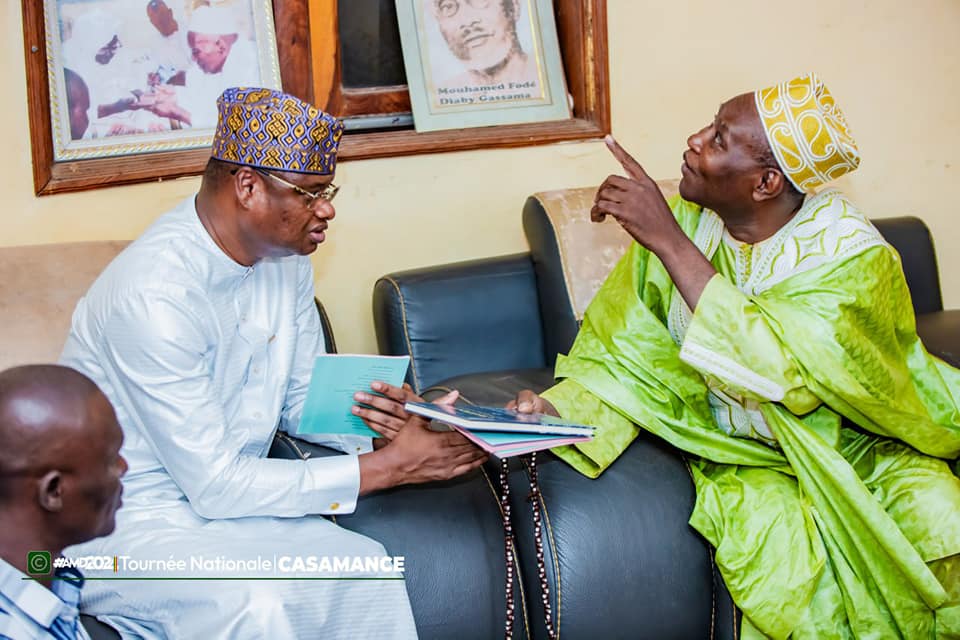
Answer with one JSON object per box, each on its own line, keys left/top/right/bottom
{"left": 543, "top": 190, "right": 960, "bottom": 638}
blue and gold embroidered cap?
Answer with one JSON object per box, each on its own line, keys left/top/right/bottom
{"left": 211, "top": 87, "right": 344, "bottom": 175}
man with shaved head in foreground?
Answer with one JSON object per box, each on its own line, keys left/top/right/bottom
{"left": 0, "top": 365, "right": 127, "bottom": 639}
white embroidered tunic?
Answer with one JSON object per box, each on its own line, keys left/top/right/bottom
{"left": 59, "top": 197, "right": 416, "bottom": 639}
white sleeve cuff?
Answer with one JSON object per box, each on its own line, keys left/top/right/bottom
{"left": 304, "top": 453, "right": 362, "bottom": 515}
{"left": 294, "top": 433, "right": 374, "bottom": 454}
{"left": 679, "top": 340, "right": 786, "bottom": 402}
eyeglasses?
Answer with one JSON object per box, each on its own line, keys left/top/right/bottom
{"left": 434, "top": 0, "right": 492, "bottom": 19}
{"left": 254, "top": 168, "right": 340, "bottom": 205}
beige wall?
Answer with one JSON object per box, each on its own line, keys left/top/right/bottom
{"left": 3, "top": 1, "right": 959, "bottom": 353}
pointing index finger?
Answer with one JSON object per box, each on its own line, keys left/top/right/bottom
{"left": 605, "top": 135, "right": 648, "bottom": 181}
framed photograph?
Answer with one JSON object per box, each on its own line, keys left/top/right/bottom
{"left": 43, "top": 0, "right": 281, "bottom": 162}
{"left": 395, "top": 0, "right": 571, "bottom": 132}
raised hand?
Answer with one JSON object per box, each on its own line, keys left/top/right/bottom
{"left": 597, "top": 135, "right": 718, "bottom": 310}
{"left": 593, "top": 135, "right": 685, "bottom": 256}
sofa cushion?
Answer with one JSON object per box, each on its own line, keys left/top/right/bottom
{"left": 424, "top": 368, "right": 733, "bottom": 640}
{"left": 422, "top": 367, "right": 558, "bottom": 403}
{"left": 335, "top": 467, "right": 526, "bottom": 639}
{"left": 0, "top": 241, "right": 129, "bottom": 370}
{"left": 374, "top": 254, "right": 546, "bottom": 394}
{"left": 505, "top": 438, "right": 726, "bottom": 640}
{"left": 0, "top": 241, "right": 340, "bottom": 372}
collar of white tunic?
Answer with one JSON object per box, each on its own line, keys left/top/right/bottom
{"left": 183, "top": 195, "right": 255, "bottom": 279}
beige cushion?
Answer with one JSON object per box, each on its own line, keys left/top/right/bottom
{"left": 0, "top": 241, "right": 128, "bottom": 370}
{"left": 531, "top": 179, "right": 681, "bottom": 320}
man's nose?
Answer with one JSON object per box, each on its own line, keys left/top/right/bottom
{"left": 314, "top": 200, "right": 336, "bottom": 221}
{"left": 687, "top": 125, "right": 708, "bottom": 152}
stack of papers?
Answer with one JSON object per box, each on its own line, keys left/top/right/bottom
{"left": 404, "top": 401, "right": 594, "bottom": 458}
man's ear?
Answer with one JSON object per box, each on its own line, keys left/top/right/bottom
{"left": 233, "top": 167, "right": 260, "bottom": 209}
{"left": 754, "top": 168, "right": 786, "bottom": 202}
{"left": 37, "top": 471, "right": 63, "bottom": 513}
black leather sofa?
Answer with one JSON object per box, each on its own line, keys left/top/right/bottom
{"left": 82, "top": 192, "right": 959, "bottom": 640}
{"left": 369, "top": 188, "right": 960, "bottom": 640}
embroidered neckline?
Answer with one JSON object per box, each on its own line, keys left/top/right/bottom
{"left": 666, "top": 190, "right": 885, "bottom": 345}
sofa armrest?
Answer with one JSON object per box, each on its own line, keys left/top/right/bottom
{"left": 917, "top": 310, "right": 960, "bottom": 368}
{"left": 315, "top": 297, "right": 338, "bottom": 354}
{"left": 523, "top": 196, "right": 582, "bottom": 367}
{"left": 373, "top": 254, "right": 547, "bottom": 393}
{"left": 872, "top": 216, "right": 944, "bottom": 314}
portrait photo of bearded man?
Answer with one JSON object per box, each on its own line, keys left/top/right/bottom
{"left": 425, "top": 0, "right": 541, "bottom": 97}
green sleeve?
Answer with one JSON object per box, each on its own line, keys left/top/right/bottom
{"left": 541, "top": 379, "right": 638, "bottom": 478}
{"left": 680, "top": 273, "right": 821, "bottom": 414}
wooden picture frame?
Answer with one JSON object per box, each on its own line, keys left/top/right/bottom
{"left": 308, "top": 0, "right": 610, "bottom": 161}
{"left": 22, "top": 0, "right": 284, "bottom": 195}
{"left": 396, "top": 0, "right": 571, "bottom": 132}
{"left": 22, "top": 0, "right": 609, "bottom": 195}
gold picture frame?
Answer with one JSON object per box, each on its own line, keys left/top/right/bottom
{"left": 45, "top": 0, "right": 281, "bottom": 161}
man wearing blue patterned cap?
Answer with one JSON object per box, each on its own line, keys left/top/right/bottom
{"left": 59, "top": 88, "right": 485, "bottom": 638}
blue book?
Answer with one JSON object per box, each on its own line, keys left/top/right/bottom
{"left": 404, "top": 401, "right": 594, "bottom": 436}
{"left": 297, "top": 354, "right": 410, "bottom": 438}
{"left": 404, "top": 401, "right": 594, "bottom": 458}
